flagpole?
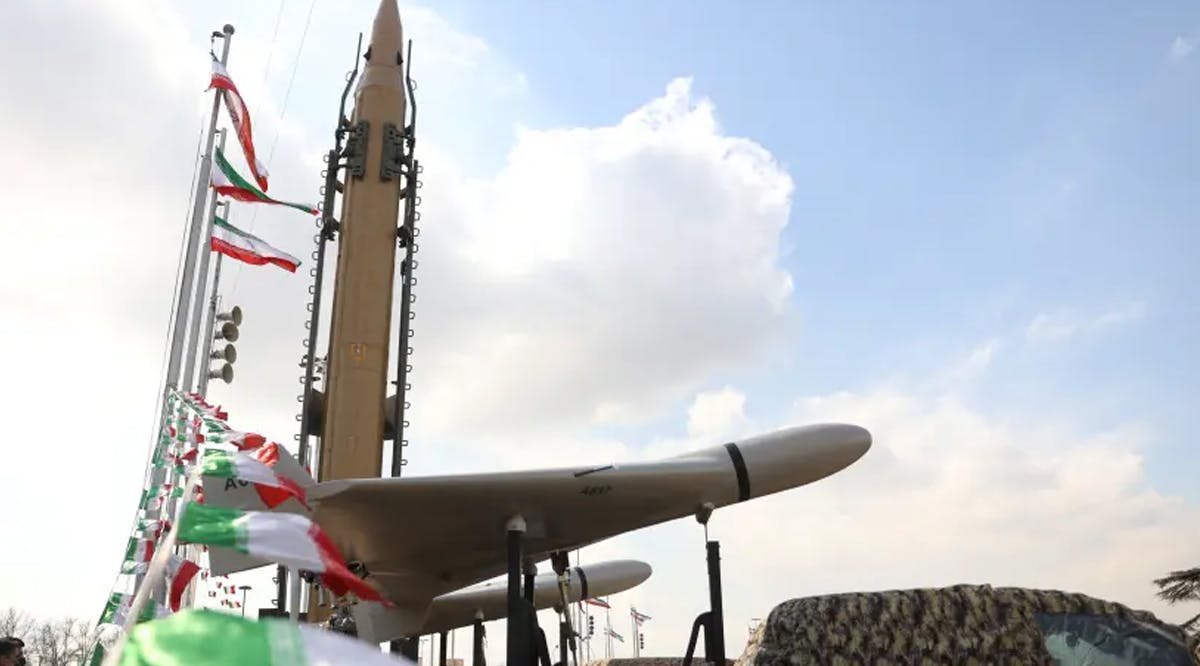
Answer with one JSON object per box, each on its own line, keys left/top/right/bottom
{"left": 631, "top": 610, "right": 637, "bottom": 658}
{"left": 165, "top": 24, "right": 234, "bottom": 390}
{"left": 198, "top": 200, "right": 230, "bottom": 397}
{"left": 183, "top": 129, "right": 227, "bottom": 392}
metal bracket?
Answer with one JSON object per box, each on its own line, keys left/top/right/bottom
{"left": 381, "top": 122, "right": 405, "bottom": 182}
{"left": 345, "top": 121, "right": 369, "bottom": 179}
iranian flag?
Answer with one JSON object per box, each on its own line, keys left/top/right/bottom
{"left": 126, "top": 537, "right": 155, "bottom": 565}
{"left": 114, "top": 609, "right": 414, "bottom": 665}
{"left": 165, "top": 555, "right": 201, "bottom": 612}
{"left": 211, "top": 216, "right": 301, "bottom": 273}
{"left": 199, "top": 445, "right": 309, "bottom": 509}
{"left": 118, "top": 555, "right": 197, "bottom": 611}
{"left": 98, "top": 593, "right": 167, "bottom": 627}
{"left": 208, "top": 57, "right": 269, "bottom": 192}
{"left": 211, "top": 146, "right": 317, "bottom": 215}
{"left": 584, "top": 596, "right": 611, "bottom": 609}
{"left": 205, "top": 430, "right": 266, "bottom": 452}
{"left": 176, "top": 502, "right": 389, "bottom": 605}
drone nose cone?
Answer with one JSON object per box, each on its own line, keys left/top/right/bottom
{"left": 733, "top": 423, "right": 872, "bottom": 500}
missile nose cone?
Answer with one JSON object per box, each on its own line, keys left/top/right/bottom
{"left": 733, "top": 423, "right": 872, "bottom": 499}
{"left": 369, "top": 0, "right": 403, "bottom": 64}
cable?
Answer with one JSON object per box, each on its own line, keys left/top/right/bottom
{"left": 229, "top": 0, "right": 319, "bottom": 299}
{"left": 261, "top": 0, "right": 287, "bottom": 88}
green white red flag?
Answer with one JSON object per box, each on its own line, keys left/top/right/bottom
{"left": 211, "top": 146, "right": 317, "bottom": 215}
{"left": 98, "top": 592, "right": 166, "bottom": 627}
{"left": 118, "top": 554, "right": 198, "bottom": 611}
{"left": 110, "top": 609, "right": 413, "bottom": 665}
{"left": 208, "top": 57, "right": 269, "bottom": 192}
{"left": 211, "top": 216, "right": 301, "bottom": 273}
{"left": 199, "top": 445, "right": 309, "bottom": 509}
{"left": 164, "top": 555, "right": 201, "bottom": 612}
{"left": 204, "top": 429, "right": 267, "bottom": 451}
{"left": 176, "top": 502, "right": 388, "bottom": 604}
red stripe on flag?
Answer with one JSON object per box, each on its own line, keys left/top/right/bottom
{"left": 208, "top": 60, "right": 269, "bottom": 192}
{"left": 168, "top": 560, "right": 201, "bottom": 612}
{"left": 307, "top": 523, "right": 392, "bottom": 606}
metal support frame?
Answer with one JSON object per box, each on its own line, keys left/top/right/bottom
{"left": 473, "top": 612, "right": 487, "bottom": 666}
{"left": 683, "top": 506, "right": 726, "bottom": 666}
{"left": 507, "top": 516, "right": 528, "bottom": 666}
{"left": 389, "top": 39, "right": 420, "bottom": 477}
{"left": 166, "top": 26, "right": 234, "bottom": 390}
{"left": 439, "top": 630, "right": 448, "bottom": 666}
{"left": 197, "top": 201, "right": 229, "bottom": 396}
{"left": 287, "top": 33, "right": 364, "bottom": 622}
{"left": 182, "top": 130, "right": 227, "bottom": 392}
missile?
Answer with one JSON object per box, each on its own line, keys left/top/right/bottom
{"left": 352, "top": 560, "right": 653, "bottom": 642}
{"left": 318, "top": 0, "right": 407, "bottom": 483}
{"left": 668, "top": 422, "right": 873, "bottom": 506}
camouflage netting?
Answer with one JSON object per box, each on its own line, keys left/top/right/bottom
{"left": 585, "top": 660, "right": 732, "bottom": 666}
{"left": 737, "top": 584, "right": 1198, "bottom": 666}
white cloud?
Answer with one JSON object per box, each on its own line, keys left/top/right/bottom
{"left": 686, "top": 387, "right": 748, "bottom": 439}
{"left": 406, "top": 76, "right": 795, "bottom": 440}
{"left": 2, "top": 3, "right": 1195, "bottom": 665}
{"left": 1025, "top": 301, "right": 1147, "bottom": 343}
{"left": 1170, "top": 36, "right": 1195, "bottom": 60}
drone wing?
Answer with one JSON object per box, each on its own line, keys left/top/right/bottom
{"left": 311, "top": 423, "right": 870, "bottom": 608}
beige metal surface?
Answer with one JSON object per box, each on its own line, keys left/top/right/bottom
{"left": 318, "top": 0, "right": 407, "bottom": 484}
{"left": 311, "top": 0, "right": 407, "bottom": 623}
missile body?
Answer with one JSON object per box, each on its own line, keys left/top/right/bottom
{"left": 351, "top": 560, "right": 653, "bottom": 643}
{"left": 319, "top": 0, "right": 406, "bottom": 483}
{"left": 310, "top": 0, "right": 406, "bottom": 626}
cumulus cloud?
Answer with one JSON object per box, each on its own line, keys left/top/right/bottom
{"left": 406, "top": 77, "right": 795, "bottom": 440}
{"left": 600, "top": 385, "right": 1200, "bottom": 658}
{"left": 4, "top": 4, "right": 1195, "bottom": 665}
{"left": 686, "top": 387, "right": 748, "bottom": 439}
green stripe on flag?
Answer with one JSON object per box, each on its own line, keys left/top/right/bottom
{"left": 176, "top": 502, "right": 249, "bottom": 553}
{"left": 117, "top": 609, "right": 281, "bottom": 665}
{"left": 199, "top": 449, "right": 236, "bottom": 477}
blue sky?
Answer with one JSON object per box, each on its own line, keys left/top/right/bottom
{"left": 432, "top": 0, "right": 1200, "bottom": 496}
{"left": 3, "top": 0, "right": 1199, "bottom": 657}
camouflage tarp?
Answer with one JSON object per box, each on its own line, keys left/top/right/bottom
{"left": 737, "top": 584, "right": 1198, "bottom": 666}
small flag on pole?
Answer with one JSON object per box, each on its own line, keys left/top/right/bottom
{"left": 208, "top": 57, "right": 270, "bottom": 192}
{"left": 211, "top": 147, "right": 317, "bottom": 216}
{"left": 210, "top": 216, "right": 302, "bottom": 273}
{"left": 632, "top": 607, "right": 651, "bottom": 625}
{"left": 176, "top": 502, "right": 389, "bottom": 604}
{"left": 584, "top": 596, "right": 611, "bottom": 609}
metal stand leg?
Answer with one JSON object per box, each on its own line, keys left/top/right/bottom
{"left": 536, "top": 627, "right": 552, "bottom": 666}
{"left": 558, "top": 619, "right": 569, "bottom": 666}
{"left": 440, "top": 630, "right": 448, "bottom": 666}
{"left": 473, "top": 612, "right": 486, "bottom": 666}
{"left": 706, "top": 541, "right": 726, "bottom": 665}
{"left": 391, "top": 637, "right": 420, "bottom": 661}
{"left": 683, "top": 505, "right": 726, "bottom": 666}
{"left": 507, "top": 517, "right": 528, "bottom": 666}
{"left": 524, "top": 560, "right": 539, "bottom": 666}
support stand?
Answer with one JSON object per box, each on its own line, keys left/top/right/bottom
{"left": 473, "top": 611, "right": 486, "bottom": 666}
{"left": 440, "top": 630, "right": 448, "bottom": 666}
{"left": 682, "top": 504, "right": 727, "bottom": 666}
{"left": 549, "top": 551, "right": 578, "bottom": 666}
{"left": 507, "top": 517, "right": 528, "bottom": 666}
{"left": 557, "top": 617, "right": 569, "bottom": 666}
